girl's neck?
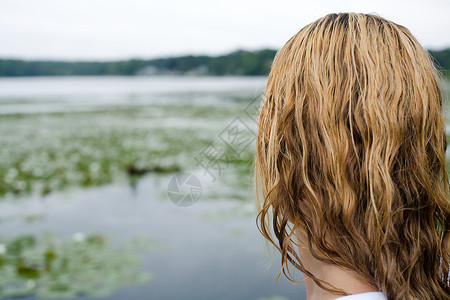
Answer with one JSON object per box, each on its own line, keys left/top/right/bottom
{"left": 297, "top": 233, "right": 378, "bottom": 300}
{"left": 302, "top": 262, "right": 378, "bottom": 300}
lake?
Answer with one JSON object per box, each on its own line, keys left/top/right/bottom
{"left": 0, "top": 76, "right": 306, "bottom": 300}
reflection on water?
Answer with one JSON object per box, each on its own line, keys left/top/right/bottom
{"left": 0, "top": 174, "right": 305, "bottom": 300}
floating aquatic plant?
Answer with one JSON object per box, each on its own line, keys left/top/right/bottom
{"left": 0, "top": 233, "right": 152, "bottom": 299}
{"left": 0, "top": 103, "right": 257, "bottom": 200}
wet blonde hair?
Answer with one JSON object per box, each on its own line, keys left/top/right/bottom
{"left": 255, "top": 13, "right": 449, "bottom": 299}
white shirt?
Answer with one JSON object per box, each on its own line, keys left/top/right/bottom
{"left": 335, "top": 292, "right": 387, "bottom": 300}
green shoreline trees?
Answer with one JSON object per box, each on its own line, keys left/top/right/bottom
{"left": 0, "top": 48, "right": 449, "bottom": 77}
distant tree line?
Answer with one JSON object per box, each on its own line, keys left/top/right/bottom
{"left": 0, "top": 49, "right": 276, "bottom": 77}
{"left": 429, "top": 48, "right": 450, "bottom": 75}
{"left": 0, "top": 48, "right": 449, "bottom": 77}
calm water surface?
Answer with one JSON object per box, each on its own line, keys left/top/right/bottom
{"left": 0, "top": 76, "right": 306, "bottom": 300}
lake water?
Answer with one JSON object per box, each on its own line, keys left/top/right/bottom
{"left": 0, "top": 76, "right": 306, "bottom": 300}
{"left": 0, "top": 76, "right": 267, "bottom": 115}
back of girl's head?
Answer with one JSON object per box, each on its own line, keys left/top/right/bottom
{"left": 255, "top": 12, "right": 449, "bottom": 299}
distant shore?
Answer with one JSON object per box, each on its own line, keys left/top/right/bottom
{"left": 0, "top": 49, "right": 276, "bottom": 77}
{"left": 0, "top": 48, "right": 449, "bottom": 77}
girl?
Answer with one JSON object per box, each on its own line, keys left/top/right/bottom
{"left": 255, "top": 13, "right": 449, "bottom": 300}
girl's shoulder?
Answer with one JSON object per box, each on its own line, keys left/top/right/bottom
{"left": 335, "top": 292, "right": 387, "bottom": 300}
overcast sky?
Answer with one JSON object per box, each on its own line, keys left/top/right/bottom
{"left": 1, "top": 0, "right": 449, "bottom": 61}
